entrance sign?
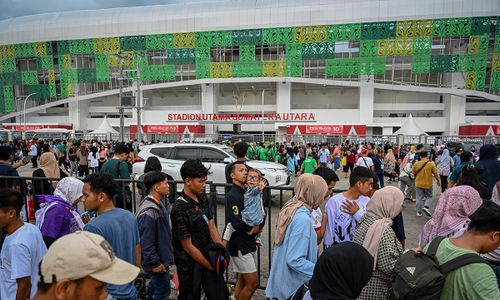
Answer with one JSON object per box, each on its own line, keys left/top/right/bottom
{"left": 167, "top": 113, "right": 315, "bottom": 122}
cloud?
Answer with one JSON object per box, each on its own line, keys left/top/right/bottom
{"left": 0, "top": 0, "right": 216, "bottom": 20}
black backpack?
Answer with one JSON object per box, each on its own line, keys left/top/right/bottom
{"left": 390, "top": 236, "right": 489, "bottom": 300}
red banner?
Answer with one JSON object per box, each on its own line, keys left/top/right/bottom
{"left": 287, "top": 125, "right": 366, "bottom": 135}
{"left": 459, "top": 125, "right": 499, "bottom": 136}
{"left": 2, "top": 124, "right": 73, "bottom": 131}
{"left": 130, "top": 125, "right": 205, "bottom": 134}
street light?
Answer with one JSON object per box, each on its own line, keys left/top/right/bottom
{"left": 113, "top": 53, "right": 127, "bottom": 142}
{"left": 22, "top": 93, "right": 37, "bottom": 139}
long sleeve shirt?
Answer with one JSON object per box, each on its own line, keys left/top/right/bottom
{"left": 265, "top": 207, "right": 317, "bottom": 300}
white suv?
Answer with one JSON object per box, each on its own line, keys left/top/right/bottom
{"left": 132, "top": 143, "right": 291, "bottom": 192}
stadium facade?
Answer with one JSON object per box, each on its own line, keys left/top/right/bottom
{"left": 0, "top": 0, "right": 499, "bottom": 139}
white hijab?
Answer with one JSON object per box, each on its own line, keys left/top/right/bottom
{"left": 54, "top": 177, "right": 84, "bottom": 205}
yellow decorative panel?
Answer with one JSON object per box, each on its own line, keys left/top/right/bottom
{"left": 493, "top": 54, "right": 500, "bottom": 72}
{"left": 35, "top": 42, "right": 47, "bottom": 56}
{"left": 465, "top": 72, "right": 477, "bottom": 89}
{"left": 210, "top": 62, "right": 232, "bottom": 78}
{"left": 62, "top": 54, "right": 72, "bottom": 69}
{"left": 294, "top": 26, "right": 327, "bottom": 43}
{"left": 378, "top": 39, "right": 413, "bottom": 56}
{"left": 262, "top": 60, "right": 286, "bottom": 77}
{"left": 48, "top": 70, "right": 55, "bottom": 84}
{"left": 396, "top": 20, "right": 433, "bottom": 37}
{"left": 93, "top": 37, "right": 120, "bottom": 53}
{"left": 174, "top": 32, "right": 195, "bottom": 48}
{"left": 109, "top": 51, "right": 135, "bottom": 67}
{"left": 0, "top": 45, "right": 14, "bottom": 59}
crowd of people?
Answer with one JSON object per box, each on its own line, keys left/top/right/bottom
{"left": 0, "top": 136, "right": 500, "bottom": 299}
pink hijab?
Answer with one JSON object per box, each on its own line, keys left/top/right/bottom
{"left": 418, "top": 185, "right": 482, "bottom": 248}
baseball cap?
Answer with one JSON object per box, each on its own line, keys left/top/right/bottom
{"left": 39, "top": 231, "right": 139, "bottom": 285}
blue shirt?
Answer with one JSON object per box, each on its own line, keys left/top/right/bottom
{"left": 265, "top": 207, "right": 317, "bottom": 300}
{"left": 373, "top": 156, "right": 384, "bottom": 174}
{"left": 84, "top": 208, "right": 140, "bottom": 298}
{"left": 453, "top": 155, "right": 461, "bottom": 169}
{"left": 0, "top": 223, "right": 47, "bottom": 300}
{"left": 318, "top": 149, "right": 330, "bottom": 164}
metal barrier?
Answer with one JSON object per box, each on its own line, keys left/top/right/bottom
{"left": 0, "top": 175, "right": 344, "bottom": 290}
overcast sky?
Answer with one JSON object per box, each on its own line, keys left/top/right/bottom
{"left": 0, "top": 0, "right": 221, "bottom": 20}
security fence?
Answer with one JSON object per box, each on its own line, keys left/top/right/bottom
{"left": 0, "top": 175, "right": 344, "bottom": 290}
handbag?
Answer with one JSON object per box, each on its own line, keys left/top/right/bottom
{"left": 288, "top": 282, "right": 310, "bottom": 300}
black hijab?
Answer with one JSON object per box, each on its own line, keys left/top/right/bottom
{"left": 309, "top": 242, "right": 374, "bottom": 300}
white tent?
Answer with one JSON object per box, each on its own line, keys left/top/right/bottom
{"left": 90, "top": 116, "right": 119, "bottom": 138}
{"left": 394, "top": 114, "right": 428, "bottom": 136}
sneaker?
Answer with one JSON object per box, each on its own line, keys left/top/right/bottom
{"left": 416, "top": 212, "right": 422, "bottom": 217}
{"left": 422, "top": 207, "right": 432, "bottom": 216}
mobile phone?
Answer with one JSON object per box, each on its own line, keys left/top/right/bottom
{"left": 22, "top": 155, "right": 33, "bottom": 164}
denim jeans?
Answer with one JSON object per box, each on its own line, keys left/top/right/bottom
{"left": 416, "top": 187, "right": 433, "bottom": 213}
{"left": 148, "top": 270, "right": 171, "bottom": 300}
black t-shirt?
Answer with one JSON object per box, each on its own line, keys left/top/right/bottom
{"left": 170, "top": 191, "right": 214, "bottom": 271}
{"left": 0, "top": 163, "right": 20, "bottom": 189}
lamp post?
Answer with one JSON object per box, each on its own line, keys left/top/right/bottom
{"left": 22, "top": 93, "right": 37, "bottom": 139}
{"left": 135, "top": 55, "right": 143, "bottom": 143}
{"left": 113, "top": 53, "right": 127, "bottom": 142}
{"left": 261, "top": 89, "right": 265, "bottom": 143}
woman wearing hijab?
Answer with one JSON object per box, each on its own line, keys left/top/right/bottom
{"left": 352, "top": 186, "right": 404, "bottom": 300}
{"left": 302, "top": 242, "right": 374, "bottom": 300}
{"left": 435, "top": 148, "right": 454, "bottom": 193}
{"left": 475, "top": 144, "right": 500, "bottom": 199}
{"left": 35, "top": 177, "right": 85, "bottom": 247}
{"left": 32, "top": 150, "right": 67, "bottom": 201}
{"left": 383, "top": 149, "right": 396, "bottom": 181}
{"left": 265, "top": 174, "right": 329, "bottom": 300}
{"left": 418, "top": 185, "right": 482, "bottom": 248}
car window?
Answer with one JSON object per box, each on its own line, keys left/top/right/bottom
{"left": 200, "top": 149, "right": 227, "bottom": 163}
{"left": 173, "top": 148, "right": 199, "bottom": 161}
{"left": 150, "top": 147, "right": 174, "bottom": 159}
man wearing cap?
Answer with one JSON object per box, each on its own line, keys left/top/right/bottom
{"left": 82, "top": 173, "right": 141, "bottom": 300}
{"left": 35, "top": 231, "right": 140, "bottom": 300}
{"left": 355, "top": 148, "right": 375, "bottom": 172}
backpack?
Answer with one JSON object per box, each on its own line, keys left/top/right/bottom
{"left": 390, "top": 236, "right": 489, "bottom": 300}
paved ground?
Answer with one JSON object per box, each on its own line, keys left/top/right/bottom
{"left": 16, "top": 164, "right": 440, "bottom": 299}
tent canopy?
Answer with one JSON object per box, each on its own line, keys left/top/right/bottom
{"left": 394, "top": 114, "right": 428, "bottom": 136}
{"left": 90, "top": 116, "right": 119, "bottom": 134}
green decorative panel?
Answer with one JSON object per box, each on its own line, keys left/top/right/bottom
{"left": 411, "top": 55, "right": 431, "bottom": 73}
{"left": 166, "top": 48, "right": 195, "bottom": 64}
{"left": 146, "top": 34, "right": 174, "bottom": 50}
{"left": 27, "top": 84, "right": 57, "bottom": 99}
{"left": 286, "top": 44, "right": 302, "bottom": 60}
{"left": 302, "top": 42, "right": 335, "bottom": 59}
{"left": 60, "top": 69, "right": 78, "bottom": 83}
{"left": 14, "top": 43, "right": 36, "bottom": 58}
{"left": 361, "top": 22, "right": 396, "bottom": 40}
{"left": 196, "top": 31, "right": 232, "bottom": 47}
{"left": 37, "top": 56, "right": 54, "bottom": 71}
{"left": 3, "top": 86, "right": 15, "bottom": 112}
{"left": 294, "top": 26, "right": 327, "bottom": 43}
{"left": 495, "top": 35, "right": 500, "bottom": 53}
{"left": 430, "top": 55, "right": 460, "bottom": 72}
{"left": 233, "top": 61, "right": 262, "bottom": 77}
{"left": 77, "top": 68, "right": 96, "bottom": 83}
{"left": 359, "top": 57, "right": 386, "bottom": 75}
{"left": 471, "top": 17, "right": 492, "bottom": 35}
{"left": 459, "top": 54, "right": 487, "bottom": 72}
{"left": 328, "top": 23, "right": 361, "bottom": 41}
{"left": 263, "top": 27, "right": 294, "bottom": 45}
{"left": 239, "top": 45, "right": 255, "bottom": 62}
{"left": 475, "top": 71, "right": 485, "bottom": 90}
{"left": 360, "top": 40, "right": 378, "bottom": 57}
{"left": 196, "top": 62, "right": 210, "bottom": 79}
{"left": 433, "top": 18, "right": 471, "bottom": 37}
{"left": 69, "top": 39, "right": 94, "bottom": 54}
{"left": 2, "top": 59, "right": 16, "bottom": 73}
{"left": 0, "top": 73, "right": 22, "bottom": 86}
{"left": 326, "top": 58, "right": 360, "bottom": 76}
{"left": 141, "top": 64, "right": 176, "bottom": 81}
{"left": 210, "top": 62, "right": 232, "bottom": 78}
{"left": 120, "top": 35, "right": 146, "bottom": 51}
{"left": 57, "top": 41, "right": 70, "bottom": 55}
{"left": 468, "top": 35, "right": 489, "bottom": 54}
{"left": 286, "top": 59, "right": 302, "bottom": 77}
{"left": 21, "top": 71, "right": 38, "bottom": 85}
{"left": 195, "top": 47, "right": 210, "bottom": 64}
{"left": 413, "top": 38, "right": 432, "bottom": 55}
{"left": 490, "top": 72, "right": 500, "bottom": 90}
{"left": 233, "top": 29, "right": 262, "bottom": 45}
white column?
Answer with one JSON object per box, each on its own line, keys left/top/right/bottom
{"left": 443, "top": 94, "right": 466, "bottom": 135}
{"left": 359, "top": 80, "right": 374, "bottom": 125}
{"left": 68, "top": 100, "right": 88, "bottom": 131}
{"left": 276, "top": 81, "right": 291, "bottom": 113}
{"left": 201, "top": 83, "right": 217, "bottom": 135}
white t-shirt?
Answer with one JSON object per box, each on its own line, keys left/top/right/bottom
{"left": 311, "top": 208, "right": 322, "bottom": 229}
{"left": 356, "top": 156, "right": 373, "bottom": 169}
{"left": 0, "top": 223, "right": 47, "bottom": 300}
{"left": 323, "top": 193, "right": 370, "bottom": 247}
{"left": 88, "top": 152, "right": 99, "bottom": 168}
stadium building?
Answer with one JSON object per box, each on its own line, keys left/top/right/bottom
{"left": 0, "top": 0, "right": 499, "bottom": 140}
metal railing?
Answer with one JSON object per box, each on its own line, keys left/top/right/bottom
{"left": 0, "top": 175, "right": 344, "bottom": 290}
